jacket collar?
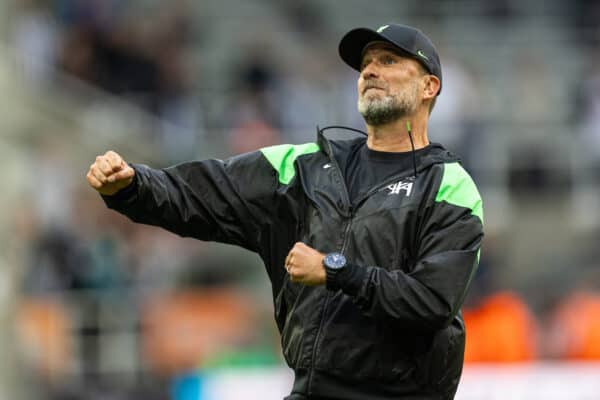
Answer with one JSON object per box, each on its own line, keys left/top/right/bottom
{"left": 316, "top": 126, "right": 461, "bottom": 174}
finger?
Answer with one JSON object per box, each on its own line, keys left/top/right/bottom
{"left": 90, "top": 165, "right": 107, "bottom": 184}
{"left": 285, "top": 246, "right": 295, "bottom": 266}
{"left": 105, "top": 151, "right": 123, "bottom": 171}
{"left": 108, "top": 165, "right": 134, "bottom": 183}
{"left": 86, "top": 171, "right": 103, "bottom": 189}
{"left": 284, "top": 260, "right": 291, "bottom": 273}
{"left": 96, "top": 157, "right": 113, "bottom": 176}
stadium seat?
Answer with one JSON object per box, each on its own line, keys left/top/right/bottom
{"left": 16, "top": 297, "right": 73, "bottom": 380}
{"left": 141, "top": 289, "right": 256, "bottom": 375}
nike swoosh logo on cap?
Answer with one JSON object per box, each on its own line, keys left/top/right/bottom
{"left": 417, "top": 50, "right": 429, "bottom": 61}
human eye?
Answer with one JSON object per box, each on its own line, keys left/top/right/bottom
{"left": 360, "top": 58, "right": 371, "bottom": 71}
{"left": 381, "top": 55, "right": 397, "bottom": 65}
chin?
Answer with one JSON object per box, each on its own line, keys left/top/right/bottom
{"left": 361, "top": 94, "right": 383, "bottom": 103}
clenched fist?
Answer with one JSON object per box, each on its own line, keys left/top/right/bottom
{"left": 86, "top": 151, "right": 135, "bottom": 196}
{"left": 285, "top": 242, "right": 326, "bottom": 286}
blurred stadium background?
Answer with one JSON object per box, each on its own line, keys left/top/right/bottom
{"left": 1, "top": 0, "right": 600, "bottom": 399}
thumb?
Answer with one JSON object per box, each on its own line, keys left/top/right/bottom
{"left": 107, "top": 165, "right": 135, "bottom": 183}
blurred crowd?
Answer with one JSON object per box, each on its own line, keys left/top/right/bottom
{"left": 3, "top": 0, "right": 600, "bottom": 399}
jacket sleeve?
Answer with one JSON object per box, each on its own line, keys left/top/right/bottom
{"left": 332, "top": 164, "right": 484, "bottom": 332}
{"left": 101, "top": 151, "right": 278, "bottom": 252}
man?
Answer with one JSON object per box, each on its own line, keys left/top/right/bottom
{"left": 87, "top": 23, "right": 483, "bottom": 400}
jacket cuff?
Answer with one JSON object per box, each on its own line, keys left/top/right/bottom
{"left": 328, "top": 263, "right": 367, "bottom": 296}
{"left": 101, "top": 171, "right": 139, "bottom": 209}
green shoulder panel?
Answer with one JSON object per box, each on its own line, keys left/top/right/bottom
{"left": 260, "top": 143, "right": 320, "bottom": 184}
{"left": 435, "top": 162, "right": 483, "bottom": 223}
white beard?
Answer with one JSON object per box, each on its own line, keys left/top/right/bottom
{"left": 358, "top": 83, "right": 419, "bottom": 126}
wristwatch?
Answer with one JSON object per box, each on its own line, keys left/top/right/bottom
{"left": 323, "top": 252, "right": 347, "bottom": 290}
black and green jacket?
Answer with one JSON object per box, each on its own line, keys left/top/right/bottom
{"left": 103, "top": 128, "right": 483, "bottom": 400}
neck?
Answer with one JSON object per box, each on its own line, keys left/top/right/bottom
{"left": 366, "top": 111, "right": 429, "bottom": 152}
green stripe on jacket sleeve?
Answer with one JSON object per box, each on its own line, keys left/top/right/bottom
{"left": 260, "top": 143, "right": 320, "bottom": 184}
{"left": 435, "top": 162, "right": 483, "bottom": 223}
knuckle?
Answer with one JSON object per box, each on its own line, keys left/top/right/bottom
{"left": 93, "top": 171, "right": 105, "bottom": 182}
{"left": 111, "top": 154, "right": 121, "bottom": 163}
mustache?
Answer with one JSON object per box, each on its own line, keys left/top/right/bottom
{"left": 361, "top": 80, "right": 388, "bottom": 94}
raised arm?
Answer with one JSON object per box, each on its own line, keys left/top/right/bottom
{"left": 86, "top": 150, "right": 279, "bottom": 252}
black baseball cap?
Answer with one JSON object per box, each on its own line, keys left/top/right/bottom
{"left": 339, "top": 23, "right": 442, "bottom": 94}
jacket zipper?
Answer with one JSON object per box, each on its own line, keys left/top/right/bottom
{"left": 307, "top": 138, "right": 353, "bottom": 395}
{"left": 308, "top": 211, "right": 354, "bottom": 395}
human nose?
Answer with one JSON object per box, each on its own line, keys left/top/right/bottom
{"left": 360, "top": 60, "right": 379, "bottom": 79}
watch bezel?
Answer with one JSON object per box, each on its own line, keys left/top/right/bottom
{"left": 324, "top": 252, "right": 347, "bottom": 270}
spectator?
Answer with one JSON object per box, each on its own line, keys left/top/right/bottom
{"left": 463, "top": 291, "right": 538, "bottom": 362}
{"left": 10, "top": 0, "right": 60, "bottom": 85}
{"left": 546, "top": 290, "right": 600, "bottom": 360}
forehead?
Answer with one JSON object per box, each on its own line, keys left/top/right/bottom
{"left": 361, "top": 41, "right": 407, "bottom": 60}
{"left": 360, "top": 41, "right": 427, "bottom": 74}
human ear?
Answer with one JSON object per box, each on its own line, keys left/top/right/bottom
{"left": 423, "top": 75, "right": 440, "bottom": 100}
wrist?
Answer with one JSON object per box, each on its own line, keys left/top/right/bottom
{"left": 323, "top": 252, "right": 347, "bottom": 291}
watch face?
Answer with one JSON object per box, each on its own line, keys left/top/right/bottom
{"left": 324, "top": 253, "right": 346, "bottom": 270}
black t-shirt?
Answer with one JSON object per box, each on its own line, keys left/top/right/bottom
{"left": 342, "top": 141, "right": 431, "bottom": 204}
